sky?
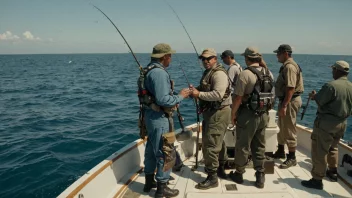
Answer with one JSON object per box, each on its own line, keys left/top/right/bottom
{"left": 0, "top": 0, "right": 352, "bottom": 55}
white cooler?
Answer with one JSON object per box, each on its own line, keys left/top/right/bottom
{"left": 224, "top": 109, "right": 279, "bottom": 152}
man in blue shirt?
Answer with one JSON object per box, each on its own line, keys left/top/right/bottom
{"left": 142, "top": 43, "right": 190, "bottom": 198}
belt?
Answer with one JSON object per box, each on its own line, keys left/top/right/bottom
{"left": 239, "top": 104, "right": 269, "bottom": 115}
{"left": 278, "top": 93, "right": 301, "bottom": 101}
{"left": 200, "top": 104, "right": 230, "bottom": 113}
{"left": 218, "top": 105, "right": 230, "bottom": 110}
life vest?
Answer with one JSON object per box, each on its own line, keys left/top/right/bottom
{"left": 137, "top": 63, "right": 176, "bottom": 115}
{"left": 198, "top": 64, "right": 231, "bottom": 111}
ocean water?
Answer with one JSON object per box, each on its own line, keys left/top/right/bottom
{"left": 0, "top": 53, "right": 351, "bottom": 198}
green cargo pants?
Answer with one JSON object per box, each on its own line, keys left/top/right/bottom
{"left": 202, "top": 106, "right": 231, "bottom": 173}
{"left": 311, "top": 117, "right": 346, "bottom": 180}
{"left": 234, "top": 107, "right": 269, "bottom": 174}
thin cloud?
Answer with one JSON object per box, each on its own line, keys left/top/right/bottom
{"left": 0, "top": 31, "right": 20, "bottom": 41}
{"left": 0, "top": 30, "right": 53, "bottom": 42}
{"left": 23, "top": 31, "right": 41, "bottom": 41}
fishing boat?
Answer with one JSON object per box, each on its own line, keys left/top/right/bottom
{"left": 58, "top": 110, "right": 352, "bottom": 198}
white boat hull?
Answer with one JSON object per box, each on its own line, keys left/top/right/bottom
{"left": 58, "top": 122, "right": 352, "bottom": 198}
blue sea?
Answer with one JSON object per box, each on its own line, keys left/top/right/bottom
{"left": 0, "top": 53, "right": 352, "bottom": 198}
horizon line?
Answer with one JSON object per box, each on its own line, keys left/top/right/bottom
{"left": 1, "top": 52, "right": 352, "bottom": 56}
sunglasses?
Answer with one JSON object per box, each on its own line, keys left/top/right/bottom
{"left": 200, "top": 56, "right": 215, "bottom": 62}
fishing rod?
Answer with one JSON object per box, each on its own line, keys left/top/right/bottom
{"left": 92, "top": 4, "right": 193, "bottom": 139}
{"left": 91, "top": 4, "right": 142, "bottom": 72}
{"left": 91, "top": 4, "right": 151, "bottom": 141}
{"left": 301, "top": 95, "right": 311, "bottom": 120}
{"left": 178, "top": 62, "right": 191, "bottom": 87}
{"left": 164, "top": 0, "right": 203, "bottom": 71}
{"left": 163, "top": 1, "right": 202, "bottom": 170}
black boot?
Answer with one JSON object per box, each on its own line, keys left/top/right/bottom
{"left": 195, "top": 173, "right": 219, "bottom": 190}
{"left": 143, "top": 174, "right": 157, "bottom": 192}
{"left": 217, "top": 162, "right": 227, "bottom": 179}
{"left": 155, "top": 182, "right": 179, "bottom": 198}
{"left": 269, "top": 144, "right": 286, "bottom": 159}
{"left": 301, "top": 178, "right": 323, "bottom": 190}
{"left": 229, "top": 171, "right": 244, "bottom": 184}
{"left": 255, "top": 171, "right": 265, "bottom": 188}
{"left": 173, "top": 163, "right": 184, "bottom": 172}
{"left": 326, "top": 168, "right": 338, "bottom": 182}
{"left": 280, "top": 154, "right": 297, "bottom": 169}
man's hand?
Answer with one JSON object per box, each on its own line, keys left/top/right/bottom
{"left": 189, "top": 85, "right": 200, "bottom": 99}
{"left": 279, "top": 106, "right": 287, "bottom": 117}
{"left": 309, "top": 90, "right": 316, "bottom": 100}
{"left": 179, "top": 88, "right": 191, "bottom": 98}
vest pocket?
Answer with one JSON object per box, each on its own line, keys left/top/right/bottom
{"left": 162, "top": 132, "right": 176, "bottom": 172}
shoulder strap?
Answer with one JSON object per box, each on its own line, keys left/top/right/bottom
{"left": 143, "top": 63, "right": 164, "bottom": 75}
{"left": 281, "top": 60, "right": 302, "bottom": 83}
{"left": 283, "top": 60, "right": 302, "bottom": 73}
{"left": 143, "top": 63, "right": 174, "bottom": 94}
{"left": 234, "top": 62, "right": 242, "bottom": 72}
{"left": 245, "top": 67, "right": 264, "bottom": 81}
{"left": 214, "top": 65, "right": 233, "bottom": 88}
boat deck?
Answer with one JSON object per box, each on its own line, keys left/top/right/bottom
{"left": 121, "top": 147, "right": 352, "bottom": 198}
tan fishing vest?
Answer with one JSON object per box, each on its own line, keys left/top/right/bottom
{"left": 198, "top": 64, "right": 231, "bottom": 110}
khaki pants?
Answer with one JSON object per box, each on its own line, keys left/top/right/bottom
{"left": 278, "top": 96, "right": 302, "bottom": 148}
{"left": 202, "top": 106, "right": 230, "bottom": 173}
{"left": 234, "top": 107, "right": 269, "bottom": 174}
{"left": 311, "top": 117, "right": 346, "bottom": 180}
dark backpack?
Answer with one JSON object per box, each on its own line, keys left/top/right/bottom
{"left": 137, "top": 64, "right": 165, "bottom": 106}
{"left": 245, "top": 67, "right": 275, "bottom": 114}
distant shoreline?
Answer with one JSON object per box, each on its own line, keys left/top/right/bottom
{"left": 1, "top": 53, "right": 352, "bottom": 56}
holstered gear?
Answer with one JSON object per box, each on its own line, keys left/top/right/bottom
{"left": 198, "top": 63, "right": 231, "bottom": 112}
{"left": 138, "top": 115, "right": 147, "bottom": 140}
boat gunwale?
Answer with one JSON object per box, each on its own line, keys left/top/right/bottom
{"left": 62, "top": 139, "right": 147, "bottom": 198}
{"left": 61, "top": 124, "right": 352, "bottom": 197}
